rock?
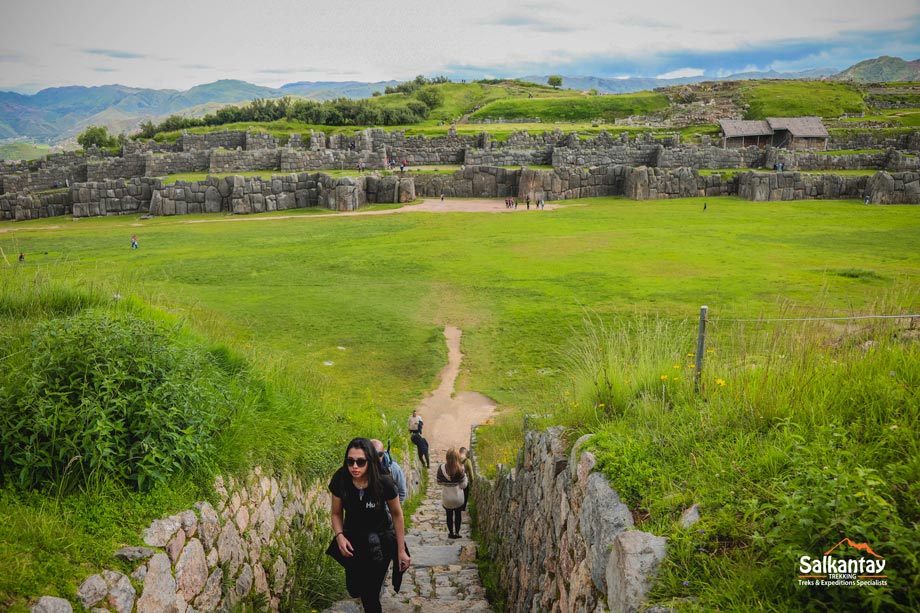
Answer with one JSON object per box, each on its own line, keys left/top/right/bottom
{"left": 114, "top": 546, "right": 154, "bottom": 562}
{"left": 580, "top": 473, "right": 633, "bottom": 593}
{"left": 175, "top": 538, "right": 208, "bottom": 602}
{"left": 679, "top": 504, "right": 700, "bottom": 529}
{"left": 30, "top": 596, "right": 73, "bottom": 613}
{"left": 271, "top": 556, "right": 287, "bottom": 594}
{"left": 143, "top": 517, "right": 181, "bottom": 547}
{"left": 194, "top": 501, "right": 220, "bottom": 552}
{"left": 235, "top": 563, "right": 254, "bottom": 601}
{"left": 217, "top": 520, "right": 244, "bottom": 577}
{"left": 102, "top": 570, "right": 136, "bottom": 613}
{"left": 132, "top": 564, "right": 147, "bottom": 582}
{"left": 136, "top": 553, "right": 181, "bottom": 613}
{"left": 77, "top": 574, "right": 107, "bottom": 608}
{"left": 193, "top": 568, "right": 223, "bottom": 611}
{"left": 167, "top": 529, "right": 186, "bottom": 564}
{"left": 605, "top": 530, "right": 667, "bottom": 613}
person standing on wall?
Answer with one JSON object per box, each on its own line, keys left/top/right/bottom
{"left": 328, "top": 437, "right": 410, "bottom": 613}
{"left": 437, "top": 448, "right": 468, "bottom": 539}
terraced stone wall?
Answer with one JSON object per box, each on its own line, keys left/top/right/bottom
{"left": 472, "top": 427, "right": 667, "bottom": 613}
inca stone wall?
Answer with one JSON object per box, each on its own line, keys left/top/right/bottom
{"left": 279, "top": 149, "right": 386, "bottom": 172}
{"left": 71, "top": 178, "right": 157, "bottom": 217}
{"left": 472, "top": 427, "right": 667, "bottom": 613}
{"left": 827, "top": 132, "right": 920, "bottom": 152}
{"left": 31, "top": 445, "right": 424, "bottom": 613}
{"left": 87, "top": 154, "right": 149, "bottom": 182}
{"left": 179, "top": 130, "right": 248, "bottom": 152}
{"left": 209, "top": 150, "right": 283, "bottom": 174}
{"left": 737, "top": 171, "right": 870, "bottom": 201}
{"left": 145, "top": 151, "right": 212, "bottom": 177}
{"left": 767, "top": 148, "right": 920, "bottom": 172}
{"left": 413, "top": 166, "right": 520, "bottom": 198}
{"left": 0, "top": 190, "right": 72, "bottom": 221}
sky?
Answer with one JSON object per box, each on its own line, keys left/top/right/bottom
{"left": 2, "top": 0, "right": 920, "bottom": 93}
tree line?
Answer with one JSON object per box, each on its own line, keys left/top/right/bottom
{"left": 132, "top": 76, "right": 450, "bottom": 139}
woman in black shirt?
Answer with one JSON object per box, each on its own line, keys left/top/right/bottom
{"left": 329, "top": 437, "right": 410, "bottom": 612}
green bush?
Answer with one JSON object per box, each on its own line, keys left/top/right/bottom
{"left": 0, "top": 311, "right": 236, "bottom": 491}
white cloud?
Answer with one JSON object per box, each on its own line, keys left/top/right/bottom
{"left": 1, "top": 0, "right": 919, "bottom": 90}
{"left": 656, "top": 68, "right": 705, "bottom": 79}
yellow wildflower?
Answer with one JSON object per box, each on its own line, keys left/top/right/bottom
{"left": 716, "top": 379, "right": 726, "bottom": 387}
{"left": 660, "top": 375, "right": 668, "bottom": 380}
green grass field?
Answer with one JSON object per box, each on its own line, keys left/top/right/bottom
{"left": 740, "top": 81, "right": 867, "bottom": 119}
{"left": 469, "top": 92, "right": 670, "bottom": 123}
{"left": 2, "top": 196, "right": 918, "bottom": 610}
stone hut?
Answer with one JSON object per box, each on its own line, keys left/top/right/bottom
{"left": 720, "top": 117, "right": 828, "bottom": 151}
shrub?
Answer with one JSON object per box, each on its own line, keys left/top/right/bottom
{"left": 0, "top": 311, "right": 235, "bottom": 491}
{"left": 76, "top": 126, "right": 117, "bottom": 149}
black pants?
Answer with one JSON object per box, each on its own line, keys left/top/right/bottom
{"left": 418, "top": 447, "right": 430, "bottom": 467}
{"left": 446, "top": 508, "right": 461, "bottom": 534}
{"left": 345, "top": 557, "right": 391, "bottom": 613}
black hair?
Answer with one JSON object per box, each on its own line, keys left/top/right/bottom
{"left": 344, "top": 437, "right": 385, "bottom": 502}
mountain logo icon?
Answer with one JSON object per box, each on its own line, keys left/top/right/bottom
{"left": 824, "top": 538, "right": 883, "bottom": 559}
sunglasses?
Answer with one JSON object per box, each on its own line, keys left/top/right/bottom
{"left": 346, "top": 457, "right": 368, "bottom": 467}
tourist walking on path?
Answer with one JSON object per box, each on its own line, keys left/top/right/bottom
{"left": 408, "top": 409, "right": 423, "bottom": 436}
{"left": 372, "top": 439, "right": 407, "bottom": 504}
{"left": 327, "top": 438, "right": 411, "bottom": 613}
{"left": 459, "top": 446, "right": 474, "bottom": 510}
{"left": 437, "top": 448, "right": 468, "bottom": 539}
{"left": 412, "top": 433, "right": 430, "bottom": 468}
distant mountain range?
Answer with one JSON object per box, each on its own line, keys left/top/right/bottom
{"left": 1, "top": 56, "right": 917, "bottom": 146}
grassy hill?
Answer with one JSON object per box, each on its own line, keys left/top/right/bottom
{"left": 834, "top": 56, "right": 920, "bottom": 82}
{"left": 469, "top": 91, "right": 670, "bottom": 122}
{"left": 738, "top": 80, "right": 867, "bottom": 119}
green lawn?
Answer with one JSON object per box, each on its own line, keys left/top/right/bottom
{"left": 470, "top": 92, "right": 671, "bottom": 123}
{"left": 740, "top": 81, "right": 866, "bottom": 119}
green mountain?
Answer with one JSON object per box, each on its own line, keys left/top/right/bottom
{"left": 833, "top": 56, "right": 920, "bottom": 82}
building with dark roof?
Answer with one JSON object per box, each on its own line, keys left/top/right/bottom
{"left": 719, "top": 117, "right": 829, "bottom": 151}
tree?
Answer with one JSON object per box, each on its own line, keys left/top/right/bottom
{"left": 547, "top": 75, "right": 563, "bottom": 89}
{"left": 77, "top": 125, "right": 117, "bottom": 149}
{"left": 416, "top": 86, "right": 444, "bottom": 110}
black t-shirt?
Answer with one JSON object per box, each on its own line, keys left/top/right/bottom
{"left": 329, "top": 467, "right": 398, "bottom": 536}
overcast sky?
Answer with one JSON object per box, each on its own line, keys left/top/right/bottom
{"left": 3, "top": 0, "right": 920, "bottom": 93}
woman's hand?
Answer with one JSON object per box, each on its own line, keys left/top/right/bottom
{"left": 336, "top": 533, "right": 355, "bottom": 558}
{"left": 398, "top": 549, "right": 411, "bottom": 571}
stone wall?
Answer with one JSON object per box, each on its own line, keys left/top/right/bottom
{"left": 865, "top": 171, "right": 920, "bottom": 204}
{"left": 179, "top": 130, "right": 247, "bottom": 152}
{"left": 71, "top": 178, "right": 157, "bottom": 217}
{"left": 123, "top": 140, "right": 181, "bottom": 155}
{"left": 767, "top": 149, "right": 920, "bottom": 172}
{"left": 737, "top": 171, "right": 870, "bottom": 202}
{"left": 279, "top": 149, "right": 386, "bottom": 173}
{"left": 146, "top": 151, "right": 212, "bottom": 177}
{"left": 472, "top": 427, "right": 667, "bottom": 613}
{"left": 413, "top": 166, "right": 520, "bottom": 199}
{"left": 209, "top": 150, "right": 283, "bottom": 174}
{"left": 87, "top": 154, "right": 149, "bottom": 182}
{"left": 31, "top": 444, "right": 423, "bottom": 613}
{"left": 827, "top": 131, "right": 920, "bottom": 152}
{"left": 0, "top": 190, "right": 72, "bottom": 221}
{"left": 146, "top": 172, "right": 407, "bottom": 217}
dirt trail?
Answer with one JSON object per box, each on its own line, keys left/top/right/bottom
{"left": 418, "top": 326, "right": 497, "bottom": 454}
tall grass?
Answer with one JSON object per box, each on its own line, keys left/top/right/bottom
{"left": 547, "top": 304, "right": 919, "bottom": 611}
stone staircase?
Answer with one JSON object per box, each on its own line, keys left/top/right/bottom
{"left": 322, "top": 455, "right": 491, "bottom": 612}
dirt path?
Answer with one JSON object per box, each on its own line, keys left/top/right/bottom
{"left": 322, "top": 327, "right": 496, "bottom": 612}
{"left": 418, "top": 325, "right": 497, "bottom": 454}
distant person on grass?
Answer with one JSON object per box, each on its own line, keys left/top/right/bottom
{"left": 131, "top": 234, "right": 138, "bottom": 249}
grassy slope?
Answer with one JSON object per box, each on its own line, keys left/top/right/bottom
{"left": 740, "top": 81, "right": 867, "bottom": 119}
{"left": 469, "top": 91, "right": 671, "bottom": 122}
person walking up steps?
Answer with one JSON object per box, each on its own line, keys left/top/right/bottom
{"left": 411, "top": 432, "right": 430, "bottom": 468}
{"left": 459, "top": 446, "right": 474, "bottom": 511}
{"left": 327, "top": 438, "right": 410, "bottom": 613}
{"left": 437, "top": 447, "right": 467, "bottom": 539}
{"left": 408, "top": 409, "right": 423, "bottom": 436}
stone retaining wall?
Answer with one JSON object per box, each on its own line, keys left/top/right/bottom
{"left": 0, "top": 190, "right": 72, "bottom": 221}
{"left": 768, "top": 149, "right": 920, "bottom": 172}
{"left": 413, "top": 166, "right": 520, "bottom": 198}
{"left": 71, "top": 178, "right": 157, "bottom": 217}
{"left": 279, "top": 149, "right": 386, "bottom": 173}
{"left": 87, "top": 155, "right": 149, "bottom": 182}
{"left": 209, "top": 150, "right": 283, "bottom": 174}
{"left": 31, "top": 445, "right": 424, "bottom": 613}
{"left": 472, "top": 427, "right": 667, "bottom": 613}
{"left": 828, "top": 131, "right": 920, "bottom": 152}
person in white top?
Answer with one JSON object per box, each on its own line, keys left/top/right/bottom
{"left": 407, "top": 409, "right": 423, "bottom": 436}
